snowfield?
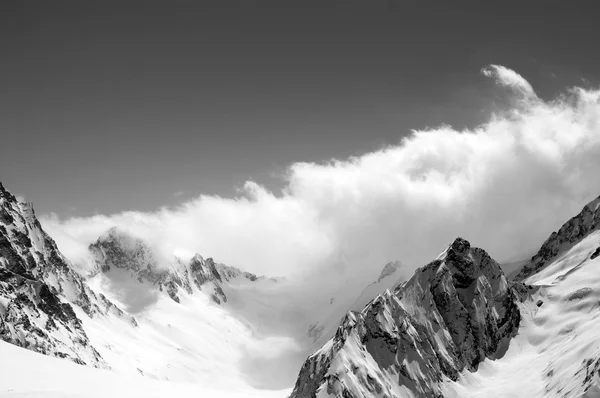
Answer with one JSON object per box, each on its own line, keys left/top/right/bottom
{"left": 79, "top": 270, "right": 302, "bottom": 388}
{"left": 0, "top": 339, "right": 289, "bottom": 398}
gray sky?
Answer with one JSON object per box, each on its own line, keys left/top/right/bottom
{"left": 2, "top": 1, "right": 599, "bottom": 216}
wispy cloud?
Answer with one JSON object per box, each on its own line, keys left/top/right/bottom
{"left": 41, "top": 65, "right": 600, "bottom": 292}
{"left": 482, "top": 64, "right": 537, "bottom": 100}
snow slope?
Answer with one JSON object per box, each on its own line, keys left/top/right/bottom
{"left": 0, "top": 339, "right": 289, "bottom": 398}
{"left": 80, "top": 269, "right": 306, "bottom": 389}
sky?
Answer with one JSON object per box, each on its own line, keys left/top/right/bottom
{"left": 3, "top": 2, "right": 600, "bottom": 285}
{"left": 2, "top": 1, "right": 600, "bottom": 216}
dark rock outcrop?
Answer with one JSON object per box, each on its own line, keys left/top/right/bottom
{"left": 89, "top": 227, "right": 193, "bottom": 303}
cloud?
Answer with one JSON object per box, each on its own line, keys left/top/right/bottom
{"left": 41, "top": 65, "right": 600, "bottom": 292}
{"left": 482, "top": 64, "right": 538, "bottom": 101}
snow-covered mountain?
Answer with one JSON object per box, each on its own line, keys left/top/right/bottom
{"left": 0, "top": 182, "right": 289, "bottom": 391}
{"left": 449, "top": 205, "right": 600, "bottom": 397}
{"left": 290, "top": 195, "right": 600, "bottom": 397}
{"left": 88, "top": 226, "right": 260, "bottom": 305}
{"left": 290, "top": 238, "right": 525, "bottom": 398}
{"left": 5, "top": 178, "right": 600, "bottom": 398}
{"left": 451, "top": 236, "right": 600, "bottom": 397}
{"left": 0, "top": 182, "right": 415, "bottom": 394}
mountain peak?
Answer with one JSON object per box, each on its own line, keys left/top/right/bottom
{"left": 290, "top": 238, "right": 522, "bottom": 398}
{"left": 0, "top": 182, "right": 16, "bottom": 203}
{"left": 584, "top": 195, "right": 600, "bottom": 212}
{"left": 191, "top": 253, "right": 205, "bottom": 263}
{"left": 89, "top": 228, "right": 263, "bottom": 305}
{"left": 89, "top": 227, "right": 157, "bottom": 275}
{"left": 449, "top": 236, "right": 470, "bottom": 253}
{"left": 98, "top": 226, "right": 120, "bottom": 240}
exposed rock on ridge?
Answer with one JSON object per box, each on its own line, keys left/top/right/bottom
{"left": 290, "top": 238, "right": 523, "bottom": 398}
{"left": 89, "top": 227, "right": 260, "bottom": 304}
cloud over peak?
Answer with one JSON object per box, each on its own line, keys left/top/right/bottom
{"left": 42, "top": 65, "right": 600, "bottom": 291}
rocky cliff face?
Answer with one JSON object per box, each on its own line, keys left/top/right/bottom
{"left": 515, "top": 196, "right": 600, "bottom": 281}
{"left": 89, "top": 227, "right": 260, "bottom": 304}
{"left": 290, "top": 238, "right": 523, "bottom": 398}
{"left": 0, "top": 183, "right": 133, "bottom": 367}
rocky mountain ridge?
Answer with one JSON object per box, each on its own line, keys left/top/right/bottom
{"left": 89, "top": 226, "right": 261, "bottom": 304}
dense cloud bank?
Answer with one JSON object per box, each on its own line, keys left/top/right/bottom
{"left": 42, "top": 65, "right": 600, "bottom": 287}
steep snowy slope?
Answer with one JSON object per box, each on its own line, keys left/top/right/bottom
{"left": 290, "top": 238, "right": 524, "bottom": 398}
{"left": 0, "top": 182, "right": 133, "bottom": 367}
{"left": 68, "top": 274, "right": 302, "bottom": 388}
